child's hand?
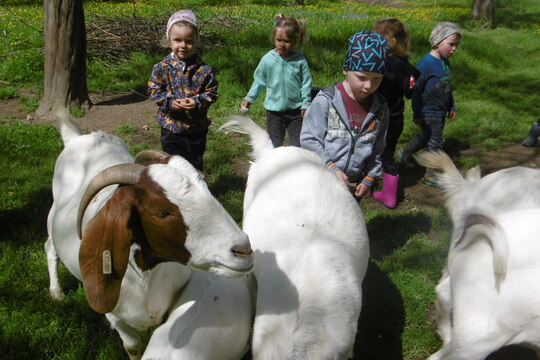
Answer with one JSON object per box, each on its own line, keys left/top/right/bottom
{"left": 355, "top": 183, "right": 371, "bottom": 198}
{"left": 241, "top": 100, "right": 251, "bottom": 109}
{"left": 179, "top": 98, "right": 196, "bottom": 110}
{"left": 301, "top": 109, "right": 306, "bottom": 118}
{"left": 171, "top": 98, "right": 196, "bottom": 111}
{"left": 447, "top": 111, "right": 457, "bottom": 120}
{"left": 334, "top": 169, "right": 349, "bottom": 186}
{"left": 170, "top": 98, "right": 183, "bottom": 111}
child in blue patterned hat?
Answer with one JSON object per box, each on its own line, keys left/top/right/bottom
{"left": 398, "top": 21, "right": 461, "bottom": 187}
{"left": 148, "top": 10, "right": 218, "bottom": 171}
{"left": 301, "top": 31, "right": 390, "bottom": 199}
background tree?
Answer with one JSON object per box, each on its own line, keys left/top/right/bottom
{"left": 38, "top": 0, "right": 90, "bottom": 116}
{"left": 472, "top": 0, "right": 496, "bottom": 24}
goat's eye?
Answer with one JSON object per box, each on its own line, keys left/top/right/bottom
{"left": 157, "top": 211, "right": 171, "bottom": 219}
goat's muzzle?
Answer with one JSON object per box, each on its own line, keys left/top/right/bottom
{"left": 231, "top": 244, "right": 253, "bottom": 259}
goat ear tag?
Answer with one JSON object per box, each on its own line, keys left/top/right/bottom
{"left": 102, "top": 250, "right": 112, "bottom": 274}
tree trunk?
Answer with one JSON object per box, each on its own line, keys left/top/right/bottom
{"left": 38, "top": 0, "right": 90, "bottom": 116}
{"left": 472, "top": 0, "right": 496, "bottom": 23}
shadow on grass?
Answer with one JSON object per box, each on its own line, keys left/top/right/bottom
{"left": 397, "top": 164, "right": 425, "bottom": 190}
{"left": 0, "top": 187, "right": 52, "bottom": 245}
{"left": 354, "top": 260, "right": 405, "bottom": 360}
{"left": 485, "top": 344, "right": 540, "bottom": 360}
{"left": 93, "top": 86, "right": 149, "bottom": 106}
{"left": 209, "top": 173, "right": 247, "bottom": 197}
{"left": 368, "top": 212, "right": 432, "bottom": 259}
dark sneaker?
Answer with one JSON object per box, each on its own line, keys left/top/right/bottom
{"left": 522, "top": 136, "right": 539, "bottom": 147}
{"left": 423, "top": 169, "right": 440, "bottom": 188}
{"left": 396, "top": 149, "right": 415, "bottom": 168}
{"left": 522, "top": 121, "right": 540, "bottom": 147}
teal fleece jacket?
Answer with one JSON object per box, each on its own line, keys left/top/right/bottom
{"left": 245, "top": 49, "right": 312, "bottom": 111}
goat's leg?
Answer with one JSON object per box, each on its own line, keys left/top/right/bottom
{"left": 434, "top": 269, "right": 452, "bottom": 345}
{"left": 106, "top": 313, "right": 142, "bottom": 360}
{"left": 45, "top": 236, "right": 64, "bottom": 300}
{"left": 427, "top": 343, "right": 453, "bottom": 360}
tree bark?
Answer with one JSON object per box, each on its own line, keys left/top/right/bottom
{"left": 38, "top": 0, "right": 90, "bottom": 116}
{"left": 472, "top": 0, "right": 496, "bottom": 23}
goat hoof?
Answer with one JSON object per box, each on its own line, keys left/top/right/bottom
{"left": 49, "top": 289, "right": 65, "bottom": 301}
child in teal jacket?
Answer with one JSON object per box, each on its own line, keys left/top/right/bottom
{"left": 241, "top": 14, "right": 312, "bottom": 147}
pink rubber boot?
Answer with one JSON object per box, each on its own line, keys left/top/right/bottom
{"left": 373, "top": 173, "right": 399, "bottom": 209}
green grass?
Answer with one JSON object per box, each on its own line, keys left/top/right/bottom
{"left": 0, "top": 0, "right": 539, "bottom": 359}
{"left": 115, "top": 123, "right": 138, "bottom": 135}
{"left": 2, "top": 0, "right": 539, "bottom": 130}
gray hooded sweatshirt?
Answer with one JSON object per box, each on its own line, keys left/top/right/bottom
{"left": 300, "top": 83, "right": 389, "bottom": 187}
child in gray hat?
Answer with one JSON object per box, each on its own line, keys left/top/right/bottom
{"left": 398, "top": 21, "right": 461, "bottom": 187}
{"left": 301, "top": 31, "right": 390, "bottom": 199}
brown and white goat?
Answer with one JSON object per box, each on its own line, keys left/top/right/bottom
{"left": 46, "top": 108, "right": 253, "bottom": 359}
{"left": 414, "top": 151, "right": 540, "bottom": 359}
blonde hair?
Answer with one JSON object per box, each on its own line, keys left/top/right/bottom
{"left": 372, "top": 17, "right": 410, "bottom": 57}
{"left": 270, "top": 14, "right": 308, "bottom": 48}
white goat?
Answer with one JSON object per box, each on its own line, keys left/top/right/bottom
{"left": 414, "top": 151, "right": 540, "bottom": 359}
{"left": 219, "top": 116, "right": 370, "bottom": 360}
{"left": 46, "top": 108, "right": 253, "bottom": 359}
{"left": 142, "top": 270, "right": 253, "bottom": 360}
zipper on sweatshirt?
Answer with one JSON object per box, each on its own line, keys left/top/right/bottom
{"left": 344, "top": 131, "right": 357, "bottom": 173}
{"left": 331, "top": 103, "right": 355, "bottom": 173}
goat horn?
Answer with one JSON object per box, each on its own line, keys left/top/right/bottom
{"left": 77, "top": 163, "right": 146, "bottom": 239}
{"left": 134, "top": 149, "right": 169, "bottom": 164}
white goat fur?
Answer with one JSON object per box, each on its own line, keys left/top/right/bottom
{"left": 414, "top": 151, "right": 540, "bottom": 224}
{"left": 414, "top": 151, "right": 540, "bottom": 359}
{"left": 220, "top": 116, "right": 370, "bottom": 360}
{"left": 47, "top": 108, "right": 252, "bottom": 360}
{"left": 142, "top": 270, "right": 252, "bottom": 360}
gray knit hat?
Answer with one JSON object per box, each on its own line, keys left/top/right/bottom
{"left": 343, "top": 31, "right": 390, "bottom": 74}
{"left": 166, "top": 10, "right": 198, "bottom": 39}
{"left": 429, "top": 22, "right": 461, "bottom": 47}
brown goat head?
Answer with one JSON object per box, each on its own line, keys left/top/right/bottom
{"left": 78, "top": 163, "right": 190, "bottom": 314}
{"left": 77, "top": 155, "right": 253, "bottom": 314}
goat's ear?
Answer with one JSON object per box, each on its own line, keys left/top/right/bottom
{"left": 79, "top": 187, "right": 135, "bottom": 314}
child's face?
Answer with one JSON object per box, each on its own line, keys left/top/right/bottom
{"left": 436, "top": 33, "right": 461, "bottom": 59}
{"left": 168, "top": 24, "right": 196, "bottom": 61}
{"left": 343, "top": 70, "right": 383, "bottom": 102}
{"left": 274, "top": 28, "right": 295, "bottom": 58}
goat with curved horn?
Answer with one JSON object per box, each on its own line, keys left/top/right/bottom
{"left": 46, "top": 108, "right": 253, "bottom": 359}
{"left": 77, "top": 163, "right": 146, "bottom": 239}
{"left": 134, "top": 149, "right": 170, "bottom": 165}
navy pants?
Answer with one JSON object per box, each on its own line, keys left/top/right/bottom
{"left": 161, "top": 127, "right": 208, "bottom": 171}
{"left": 266, "top": 108, "right": 303, "bottom": 147}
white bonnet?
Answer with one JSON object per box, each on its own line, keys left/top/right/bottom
{"left": 166, "top": 10, "right": 198, "bottom": 39}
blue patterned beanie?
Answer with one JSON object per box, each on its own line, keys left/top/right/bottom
{"left": 343, "top": 31, "right": 390, "bottom": 74}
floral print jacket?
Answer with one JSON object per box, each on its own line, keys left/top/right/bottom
{"left": 148, "top": 53, "right": 218, "bottom": 134}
